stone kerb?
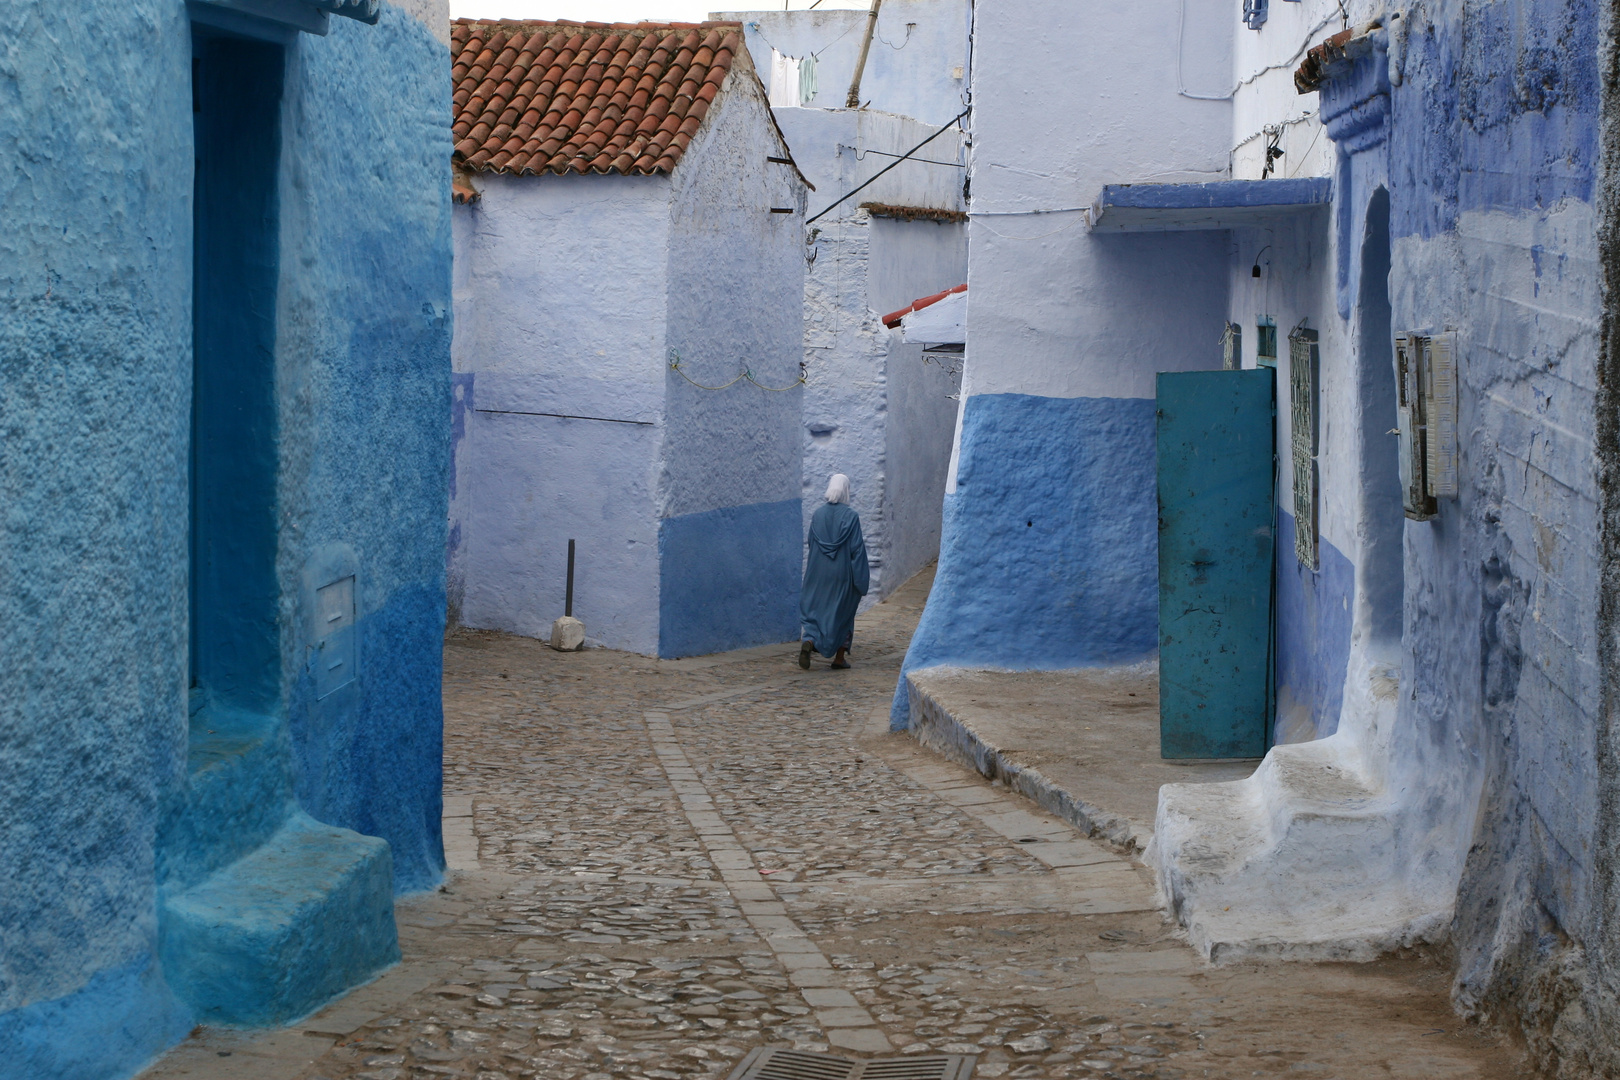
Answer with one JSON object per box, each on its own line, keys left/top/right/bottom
{"left": 905, "top": 667, "right": 1150, "bottom": 852}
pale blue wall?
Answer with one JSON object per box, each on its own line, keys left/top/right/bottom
{"left": 0, "top": 2, "right": 451, "bottom": 1075}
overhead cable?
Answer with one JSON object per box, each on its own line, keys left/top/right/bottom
{"left": 806, "top": 106, "right": 971, "bottom": 225}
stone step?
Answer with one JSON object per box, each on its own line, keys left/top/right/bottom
{"left": 157, "top": 708, "right": 295, "bottom": 892}
{"left": 1152, "top": 738, "right": 1449, "bottom": 963}
{"left": 160, "top": 811, "right": 399, "bottom": 1025}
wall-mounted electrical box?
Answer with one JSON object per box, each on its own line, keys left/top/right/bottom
{"left": 1394, "top": 331, "right": 1459, "bottom": 520}
{"left": 1288, "top": 326, "right": 1320, "bottom": 570}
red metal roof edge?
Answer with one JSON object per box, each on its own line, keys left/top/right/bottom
{"left": 881, "top": 282, "right": 967, "bottom": 330}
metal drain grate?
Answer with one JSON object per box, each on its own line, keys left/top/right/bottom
{"left": 726, "top": 1047, "right": 975, "bottom": 1080}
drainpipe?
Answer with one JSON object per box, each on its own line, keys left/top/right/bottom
{"left": 845, "top": 0, "right": 883, "bottom": 108}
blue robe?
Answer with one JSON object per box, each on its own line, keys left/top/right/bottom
{"left": 800, "top": 502, "right": 870, "bottom": 657}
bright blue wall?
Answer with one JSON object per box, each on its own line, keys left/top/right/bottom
{"left": 892, "top": 393, "right": 1160, "bottom": 728}
{"left": 0, "top": 1, "right": 195, "bottom": 1075}
{"left": 279, "top": 5, "right": 452, "bottom": 894}
{"left": 1273, "top": 513, "right": 1354, "bottom": 746}
{"left": 658, "top": 499, "right": 802, "bottom": 659}
{"left": 0, "top": 1, "right": 450, "bottom": 1075}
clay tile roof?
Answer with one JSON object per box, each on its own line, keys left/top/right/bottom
{"left": 452, "top": 17, "right": 744, "bottom": 178}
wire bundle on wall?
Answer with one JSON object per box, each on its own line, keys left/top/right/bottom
{"left": 668, "top": 349, "right": 807, "bottom": 392}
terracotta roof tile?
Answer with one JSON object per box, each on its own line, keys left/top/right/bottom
{"left": 452, "top": 18, "right": 745, "bottom": 177}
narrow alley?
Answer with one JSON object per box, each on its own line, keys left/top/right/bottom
{"left": 146, "top": 572, "right": 1519, "bottom": 1080}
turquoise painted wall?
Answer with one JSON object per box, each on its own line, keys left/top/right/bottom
{"left": 0, "top": 2, "right": 451, "bottom": 1076}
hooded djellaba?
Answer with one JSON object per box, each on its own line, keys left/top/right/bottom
{"left": 799, "top": 474, "right": 870, "bottom": 670}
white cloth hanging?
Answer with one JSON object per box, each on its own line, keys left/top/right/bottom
{"left": 768, "top": 48, "right": 800, "bottom": 108}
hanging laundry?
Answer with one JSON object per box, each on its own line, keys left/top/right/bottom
{"left": 797, "top": 53, "right": 818, "bottom": 106}
{"left": 768, "top": 48, "right": 800, "bottom": 108}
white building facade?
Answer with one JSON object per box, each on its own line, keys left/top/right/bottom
{"left": 723, "top": 1, "right": 970, "bottom": 602}
{"left": 450, "top": 21, "right": 809, "bottom": 657}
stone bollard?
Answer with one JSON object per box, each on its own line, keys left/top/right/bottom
{"left": 550, "top": 615, "right": 585, "bottom": 652}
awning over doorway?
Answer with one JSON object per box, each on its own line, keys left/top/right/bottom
{"left": 1088, "top": 178, "right": 1332, "bottom": 232}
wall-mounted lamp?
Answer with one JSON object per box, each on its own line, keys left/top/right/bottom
{"left": 1251, "top": 244, "right": 1272, "bottom": 278}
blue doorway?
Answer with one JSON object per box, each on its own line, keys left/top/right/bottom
{"left": 189, "top": 31, "right": 283, "bottom": 722}
{"left": 1156, "top": 369, "right": 1276, "bottom": 759}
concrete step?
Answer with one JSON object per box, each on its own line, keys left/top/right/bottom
{"left": 160, "top": 812, "right": 399, "bottom": 1025}
{"left": 1152, "top": 737, "right": 1450, "bottom": 963}
{"left": 157, "top": 709, "right": 294, "bottom": 892}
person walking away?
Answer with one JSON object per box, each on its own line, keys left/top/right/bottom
{"left": 799, "top": 473, "right": 869, "bottom": 670}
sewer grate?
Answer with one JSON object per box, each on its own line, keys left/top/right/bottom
{"left": 726, "top": 1047, "right": 976, "bottom": 1080}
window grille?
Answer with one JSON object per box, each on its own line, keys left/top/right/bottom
{"left": 1289, "top": 326, "right": 1320, "bottom": 570}
{"left": 1243, "top": 0, "right": 1268, "bottom": 29}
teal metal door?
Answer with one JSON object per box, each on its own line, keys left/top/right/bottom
{"left": 1156, "top": 370, "right": 1274, "bottom": 759}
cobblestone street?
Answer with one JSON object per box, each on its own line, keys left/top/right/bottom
{"left": 146, "top": 571, "right": 1523, "bottom": 1080}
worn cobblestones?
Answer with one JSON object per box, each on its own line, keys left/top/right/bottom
{"left": 145, "top": 570, "right": 1523, "bottom": 1080}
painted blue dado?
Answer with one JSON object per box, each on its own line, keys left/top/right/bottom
{"left": 1273, "top": 513, "right": 1354, "bottom": 746}
{"left": 0, "top": 956, "right": 191, "bottom": 1080}
{"left": 892, "top": 393, "right": 1159, "bottom": 728}
{"left": 289, "top": 582, "right": 447, "bottom": 894}
{"left": 658, "top": 499, "right": 802, "bottom": 659}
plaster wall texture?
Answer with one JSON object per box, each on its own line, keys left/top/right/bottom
{"left": 893, "top": 0, "right": 1235, "bottom": 726}
{"left": 1225, "top": 0, "right": 1368, "bottom": 179}
{"left": 660, "top": 67, "right": 807, "bottom": 657}
{"left": 801, "top": 211, "right": 964, "bottom": 604}
{"left": 451, "top": 69, "right": 808, "bottom": 659}
{"left": 0, "top": 2, "right": 452, "bottom": 1076}
{"left": 774, "top": 107, "right": 966, "bottom": 221}
{"left": 450, "top": 171, "right": 670, "bottom": 655}
{"left": 1151, "top": 14, "right": 1620, "bottom": 1069}
{"left": 719, "top": 0, "right": 971, "bottom": 126}
{"left": 760, "top": 71, "right": 967, "bottom": 606}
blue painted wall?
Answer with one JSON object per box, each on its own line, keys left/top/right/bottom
{"left": 1272, "top": 513, "right": 1354, "bottom": 746}
{"left": 658, "top": 499, "right": 803, "bottom": 658}
{"left": 278, "top": 0, "right": 452, "bottom": 896}
{"left": 1378, "top": 0, "right": 1610, "bottom": 1065}
{"left": 0, "top": 1, "right": 451, "bottom": 1075}
{"left": 0, "top": 1, "right": 195, "bottom": 1074}
{"left": 892, "top": 393, "right": 1159, "bottom": 728}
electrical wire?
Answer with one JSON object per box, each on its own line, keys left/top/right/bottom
{"left": 1177, "top": 0, "right": 1344, "bottom": 102}
{"left": 806, "top": 106, "right": 970, "bottom": 225}
{"left": 668, "top": 350, "right": 807, "bottom": 392}
{"left": 969, "top": 208, "right": 1089, "bottom": 241}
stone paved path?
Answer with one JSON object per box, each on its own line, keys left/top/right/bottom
{"left": 144, "top": 569, "right": 1524, "bottom": 1080}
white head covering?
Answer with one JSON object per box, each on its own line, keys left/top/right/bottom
{"left": 825, "top": 473, "right": 851, "bottom": 504}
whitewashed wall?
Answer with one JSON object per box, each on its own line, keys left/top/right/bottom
{"left": 658, "top": 64, "right": 808, "bottom": 656}
{"left": 892, "top": 0, "right": 1237, "bottom": 727}
{"left": 450, "top": 173, "right": 672, "bottom": 655}
{"left": 720, "top": 0, "right": 971, "bottom": 126}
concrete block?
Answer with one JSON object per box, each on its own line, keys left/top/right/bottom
{"left": 160, "top": 812, "right": 400, "bottom": 1026}
{"left": 550, "top": 615, "right": 586, "bottom": 651}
